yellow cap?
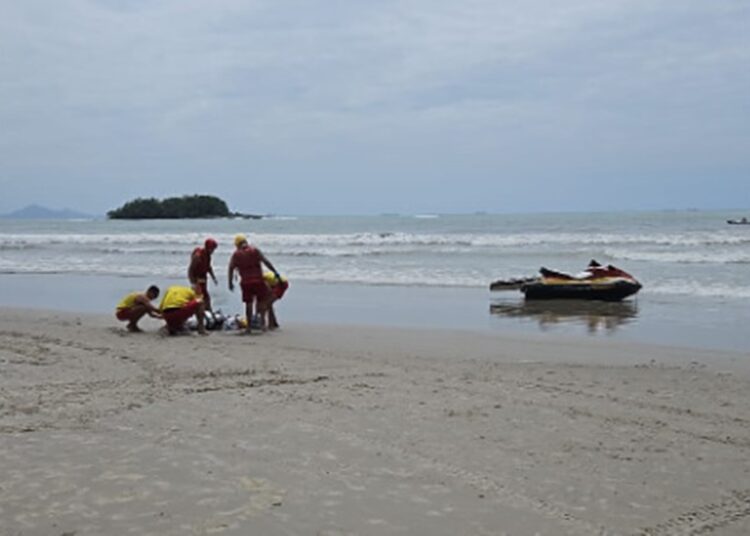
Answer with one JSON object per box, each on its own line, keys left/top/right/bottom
{"left": 234, "top": 234, "right": 247, "bottom": 247}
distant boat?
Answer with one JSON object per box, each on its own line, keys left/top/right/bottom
{"left": 727, "top": 217, "right": 749, "bottom": 225}
{"left": 490, "top": 260, "right": 642, "bottom": 302}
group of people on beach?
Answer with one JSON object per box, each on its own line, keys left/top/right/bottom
{"left": 115, "top": 234, "right": 288, "bottom": 336}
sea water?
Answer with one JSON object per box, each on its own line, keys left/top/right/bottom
{"left": 0, "top": 210, "right": 748, "bottom": 351}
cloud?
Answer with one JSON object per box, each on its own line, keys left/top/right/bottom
{"left": 0, "top": 0, "right": 748, "bottom": 213}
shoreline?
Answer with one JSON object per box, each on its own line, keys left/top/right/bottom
{"left": 1, "top": 272, "right": 749, "bottom": 353}
{"left": 2, "top": 307, "right": 750, "bottom": 534}
{"left": 2, "top": 305, "right": 748, "bottom": 373}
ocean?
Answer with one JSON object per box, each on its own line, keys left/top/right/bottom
{"left": 0, "top": 210, "right": 748, "bottom": 352}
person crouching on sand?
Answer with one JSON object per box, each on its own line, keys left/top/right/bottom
{"left": 115, "top": 285, "right": 162, "bottom": 332}
{"left": 228, "top": 234, "right": 281, "bottom": 334}
{"left": 263, "top": 271, "right": 288, "bottom": 330}
{"left": 188, "top": 237, "right": 218, "bottom": 312}
{"left": 159, "top": 285, "right": 207, "bottom": 335}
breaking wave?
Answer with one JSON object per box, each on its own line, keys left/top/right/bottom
{"left": 1, "top": 230, "right": 747, "bottom": 254}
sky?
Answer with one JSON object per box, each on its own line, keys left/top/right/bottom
{"left": 0, "top": 0, "right": 748, "bottom": 216}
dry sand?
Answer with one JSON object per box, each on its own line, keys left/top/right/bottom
{"left": 1, "top": 307, "right": 749, "bottom": 535}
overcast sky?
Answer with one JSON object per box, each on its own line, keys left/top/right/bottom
{"left": 0, "top": 1, "right": 748, "bottom": 215}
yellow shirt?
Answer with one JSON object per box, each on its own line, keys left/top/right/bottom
{"left": 117, "top": 292, "right": 140, "bottom": 310}
{"left": 263, "top": 272, "right": 287, "bottom": 287}
{"left": 160, "top": 286, "right": 198, "bottom": 310}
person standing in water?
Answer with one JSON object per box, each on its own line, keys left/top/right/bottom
{"left": 227, "top": 234, "right": 281, "bottom": 334}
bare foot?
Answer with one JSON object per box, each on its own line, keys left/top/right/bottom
{"left": 126, "top": 324, "right": 143, "bottom": 333}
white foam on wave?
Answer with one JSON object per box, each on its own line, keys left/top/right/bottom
{"left": 5, "top": 253, "right": 750, "bottom": 299}
{"left": 2, "top": 229, "right": 748, "bottom": 250}
{"left": 0, "top": 259, "right": 487, "bottom": 288}
{"left": 263, "top": 231, "right": 750, "bottom": 249}
{"left": 0, "top": 233, "right": 209, "bottom": 246}
{"left": 605, "top": 248, "right": 750, "bottom": 264}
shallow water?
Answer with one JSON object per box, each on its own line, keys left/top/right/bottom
{"left": 0, "top": 274, "right": 747, "bottom": 353}
{"left": 0, "top": 210, "right": 748, "bottom": 352}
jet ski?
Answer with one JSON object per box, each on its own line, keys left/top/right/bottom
{"left": 727, "top": 218, "right": 749, "bottom": 225}
{"left": 490, "top": 260, "right": 642, "bottom": 302}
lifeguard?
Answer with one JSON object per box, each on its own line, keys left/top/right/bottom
{"left": 115, "top": 285, "right": 162, "bottom": 332}
{"left": 227, "top": 234, "right": 281, "bottom": 334}
{"left": 263, "top": 271, "right": 289, "bottom": 329}
{"left": 160, "top": 285, "right": 207, "bottom": 335}
{"left": 188, "top": 238, "right": 218, "bottom": 312}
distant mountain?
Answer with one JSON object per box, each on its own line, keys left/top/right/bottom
{"left": 1, "top": 204, "right": 94, "bottom": 220}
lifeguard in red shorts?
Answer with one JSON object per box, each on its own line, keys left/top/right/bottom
{"left": 115, "top": 285, "right": 162, "bottom": 332}
{"left": 263, "top": 271, "right": 289, "bottom": 330}
{"left": 188, "top": 238, "right": 218, "bottom": 312}
{"left": 227, "top": 234, "right": 281, "bottom": 334}
{"left": 159, "top": 285, "right": 207, "bottom": 335}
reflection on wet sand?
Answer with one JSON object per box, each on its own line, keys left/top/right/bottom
{"left": 490, "top": 299, "right": 639, "bottom": 333}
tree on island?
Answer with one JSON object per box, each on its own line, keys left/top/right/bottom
{"left": 108, "top": 195, "right": 235, "bottom": 219}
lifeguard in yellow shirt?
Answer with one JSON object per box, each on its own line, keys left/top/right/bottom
{"left": 115, "top": 285, "right": 162, "bottom": 332}
{"left": 160, "top": 285, "right": 207, "bottom": 335}
{"left": 263, "top": 271, "right": 289, "bottom": 330}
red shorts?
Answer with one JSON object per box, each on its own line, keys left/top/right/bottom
{"left": 116, "top": 308, "right": 134, "bottom": 321}
{"left": 272, "top": 280, "right": 289, "bottom": 300}
{"left": 241, "top": 279, "right": 270, "bottom": 303}
{"left": 162, "top": 300, "right": 200, "bottom": 331}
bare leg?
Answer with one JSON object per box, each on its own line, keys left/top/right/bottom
{"left": 244, "top": 300, "right": 253, "bottom": 334}
{"left": 126, "top": 305, "right": 149, "bottom": 332}
{"left": 257, "top": 298, "right": 269, "bottom": 332}
{"left": 199, "top": 281, "right": 212, "bottom": 313}
{"left": 267, "top": 301, "right": 278, "bottom": 330}
{"left": 196, "top": 302, "right": 208, "bottom": 335}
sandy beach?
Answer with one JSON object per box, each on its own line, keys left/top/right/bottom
{"left": 1, "top": 307, "right": 749, "bottom": 535}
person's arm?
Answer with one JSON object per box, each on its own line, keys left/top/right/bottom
{"left": 134, "top": 294, "right": 162, "bottom": 318}
{"left": 208, "top": 264, "right": 218, "bottom": 285}
{"left": 227, "top": 255, "right": 236, "bottom": 291}
{"left": 259, "top": 250, "right": 281, "bottom": 281}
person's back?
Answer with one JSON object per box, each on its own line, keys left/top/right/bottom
{"left": 232, "top": 245, "right": 263, "bottom": 282}
{"left": 264, "top": 271, "right": 289, "bottom": 300}
{"left": 159, "top": 286, "right": 206, "bottom": 335}
{"left": 160, "top": 286, "right": 196, "bottom": 311}
{"left": 117, "top": 291, "right": 141, "bottom": 311}
{"left": 263, "top": 272, "right": 288, "bottom": 329}
{"left": 228, "top": 234, "right": 282, "bottom": 334}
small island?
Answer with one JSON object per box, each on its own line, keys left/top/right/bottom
{"left": 107, "top": 195, "right": 262, "bottom": 220}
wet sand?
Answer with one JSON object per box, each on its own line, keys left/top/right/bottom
{"left": 1, "top": 307, "right": 749, "bottom": 535}
{"left": 1, "top": 273, "right": 749, "bottom": 353}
